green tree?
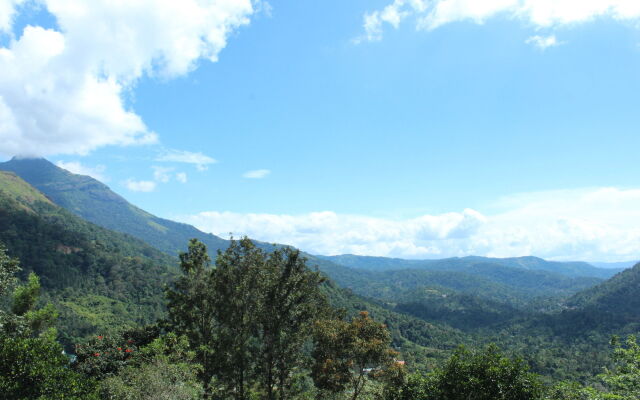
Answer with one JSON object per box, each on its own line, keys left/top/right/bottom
{"left": 312, "top": 311, "right": 398, "bottom": 400}
{"left": 99, "top": 333, "right": 203, "bottom": 400}
{"left": 0, "top": 334, "right": 97, "bottom": 399}
{"left": 0, "top": 244, "right": 96, "bottom": 399}
{"left": 0, "top": 243, "right": 19, "bottom": 296}
{"left": 599, "top": 335, "right": 640, "bottom": 400}
{"left": 403, "top": 344, "right": 543, "bottom": 400}
{"left": 209, "top": 237, "right": 264, "bottom": 399}
{"left": 167, "top": 238, "right": 329, "bottom": 399}
{"left": 166, "top": 238, "right": 217, "bottom": 392}
{"left": 257, "top": 246, "right": 329, "bottom": 399}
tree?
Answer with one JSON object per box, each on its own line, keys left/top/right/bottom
{"left": 207, "top": 237, "right": 264, "bottom": 399}
{"left": 599, "top": 335, "right": 640, "bottom": 400}
{"left": 404, "top": 344, "right": 543, "bottom": 400}
{"left": 0, "top": 244, "right": 96, "bottom": 399}
{"left": 0, "top": 334, "right": 97, "bottom": 399}
{"left": 257, "top": 246, "right": 328, "bottom": 400}
{"left": 312, "top": 311, "right": 398, "bottom": 400}
{"left": 98, "top": 333, "right": 204, "bottom": 400}
{"left": 0, "top": 243, "right": 19, "bottom": 296}
{"left": 166, "top": 238, "right": 217, "bottom": 392}
{"left": 167, "top": 238, "right": 329, "bottom": 399}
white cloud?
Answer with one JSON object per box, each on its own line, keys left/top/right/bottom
{"left": 0, "top": 0, "right": 25, "bottom": 33}
{"left": 175, "top": 172, "right": 188, "bottom": 183}
{"left": 56, "top": 160, "right": 108, "bottom": 182}
{"left": 526, "top": 34, "right": 560, "bottom": 49}
{"left": 152, "top": 166, "right": 174, "bottom": 183}
{"left": 242, "top": 169, "right": 270, "bottom": 179}
{"left": 362, "top": 0, "right": 640, "bottom": 42}
{"left": 0, "top": 0, "right": 255, "bottom": 157}
{"left": 176, "top": 187, "right": 640, "bottom": 262}
{"left": 156, "top": 149, "right": 217, "bottom": 171}
{"left": 125, "top": 179, "right": 156, "bottom": 193}
{"left": 151, "top": 165, "right": 188, "bottom": 184}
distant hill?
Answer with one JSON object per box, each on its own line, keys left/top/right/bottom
{"left": 320, "top": 254, "right": 621, "bottom": 279}
{"left": 590, "top": 260, "right": 638, "bottom": 269}
{"left": 0, "top": 157, "right": 229, "bottom": 256}
{"left": 313, "top": 259, "right": 604, "bottom": 307}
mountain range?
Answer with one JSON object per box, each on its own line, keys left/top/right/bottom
{"left": 1, "top": 157, "right": 639, "bottom": 381}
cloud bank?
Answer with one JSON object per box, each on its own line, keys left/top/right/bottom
{"left": 56, "top": 160, "right": 107, "bottom": 182}
{"left": 0, "top": 0, "right": 255, "bottom": 157}
{"left": 361, "top": 0, "right": 640, "bottom": 42}
{"left": 177, "top": 187, "right": 640, "bottom": 262}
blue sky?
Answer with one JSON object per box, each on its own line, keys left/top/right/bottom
{"left": 2, "top": 0, "right": 640, "bottom": 261}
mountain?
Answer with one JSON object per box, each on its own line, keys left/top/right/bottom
{"left": 0, "top": 157, "right": 229, "bottom": 256}
{"left": 0, "top": 169, "right": 469, "bottom": 365}
{"left": 0, "top": 170, "right": 176, "bottom": 344}
{"left": 320, "top": 254, "right": 621, "bottom": 279}
{"left": 314, "top": 258, "right": 604, "bottom": 306}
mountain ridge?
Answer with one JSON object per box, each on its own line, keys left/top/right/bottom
{"left": 0, "top": 157, "right": 230, "bottom": 256}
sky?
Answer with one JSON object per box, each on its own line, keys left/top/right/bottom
{"left": 1, "top": 0, "right": 640, "bottom": 261}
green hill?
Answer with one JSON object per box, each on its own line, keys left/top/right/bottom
{"left": 312, "top": 258, "right": 604, "bottom": 307}
{"left": 0, "top": 157, "right": 229, "bottom": 256}
{"left": 0, "top": 171, "right": 178, "bottom": 344}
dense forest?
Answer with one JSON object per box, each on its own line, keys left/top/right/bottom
{"left": 1, "top": 159, "right": 640, "bottom": 399}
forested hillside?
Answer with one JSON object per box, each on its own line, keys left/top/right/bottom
{"left": 0, "top": 157, "right": 229, "bottom": 256}
{"left": 0, "top": 171, "right": 176, "bottom": 344}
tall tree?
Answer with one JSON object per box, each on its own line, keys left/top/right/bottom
{"left": 258, "top": 246, "right": 328, "bottom": 400}
{"left": 209, "top": 237, "right": 264, "bottom": 399}
{"left": 167, "top": 238, "right": 329, "bottom": 399}
{"left": 312, "top": 311, "right": 397, "bottom": 400}
{"left": 166, "top": 239, "right": 217, "bottom": 392}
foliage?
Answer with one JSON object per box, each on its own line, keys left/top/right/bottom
{"left": 167, "top": 238, "right": 328, "bottom": 399}
{"left": 0, "top": 334, "right": 97, "bottom": 399}
{"left": 73, "top": 334, "right": 138, "bottom": 379}
{"left": 0, "top": 245, "right": 96, "bottom": 399}
{"left": 311, "top": 311, "right": 399, "bottom": 400}
{"left": 398, "top": 344, "right": 544, "bottom": 400}
{"left": 599, "top": 335, "right": 640, "bottom": 399}
{"left": 98, "top": 333, "right": 203, "bottom": 400}
{"left": 0, "top": 171, "right": 176, "bottom": 345}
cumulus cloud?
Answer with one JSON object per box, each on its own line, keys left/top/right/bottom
{"left": 176, "top": 208, "right": 487, "bottom": 258}
{"left": 124, "top": 179, "right": 156, "bottom": 193}
{"left": 156, "top": 149, "right": 217, "bottom": 171}
{"left": 175, "top": 172, "right": 188, "bottom": 183}
{"left": 176, "top": 187, "right": 640, "bottom": 262}
{"left": 242, "top": 169, "right": 270, "bottom": 179}
{"left": 526, "top": 34, "right": 560, "bottom": 49}
{"left": 0, "top": 0, "right": 255, "bottom": 157}
{"left": 56, "top": 160, "right": 108, "bottom": 182}
{"left": 361, "top": 0, "right": 640, "bottom": 42}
